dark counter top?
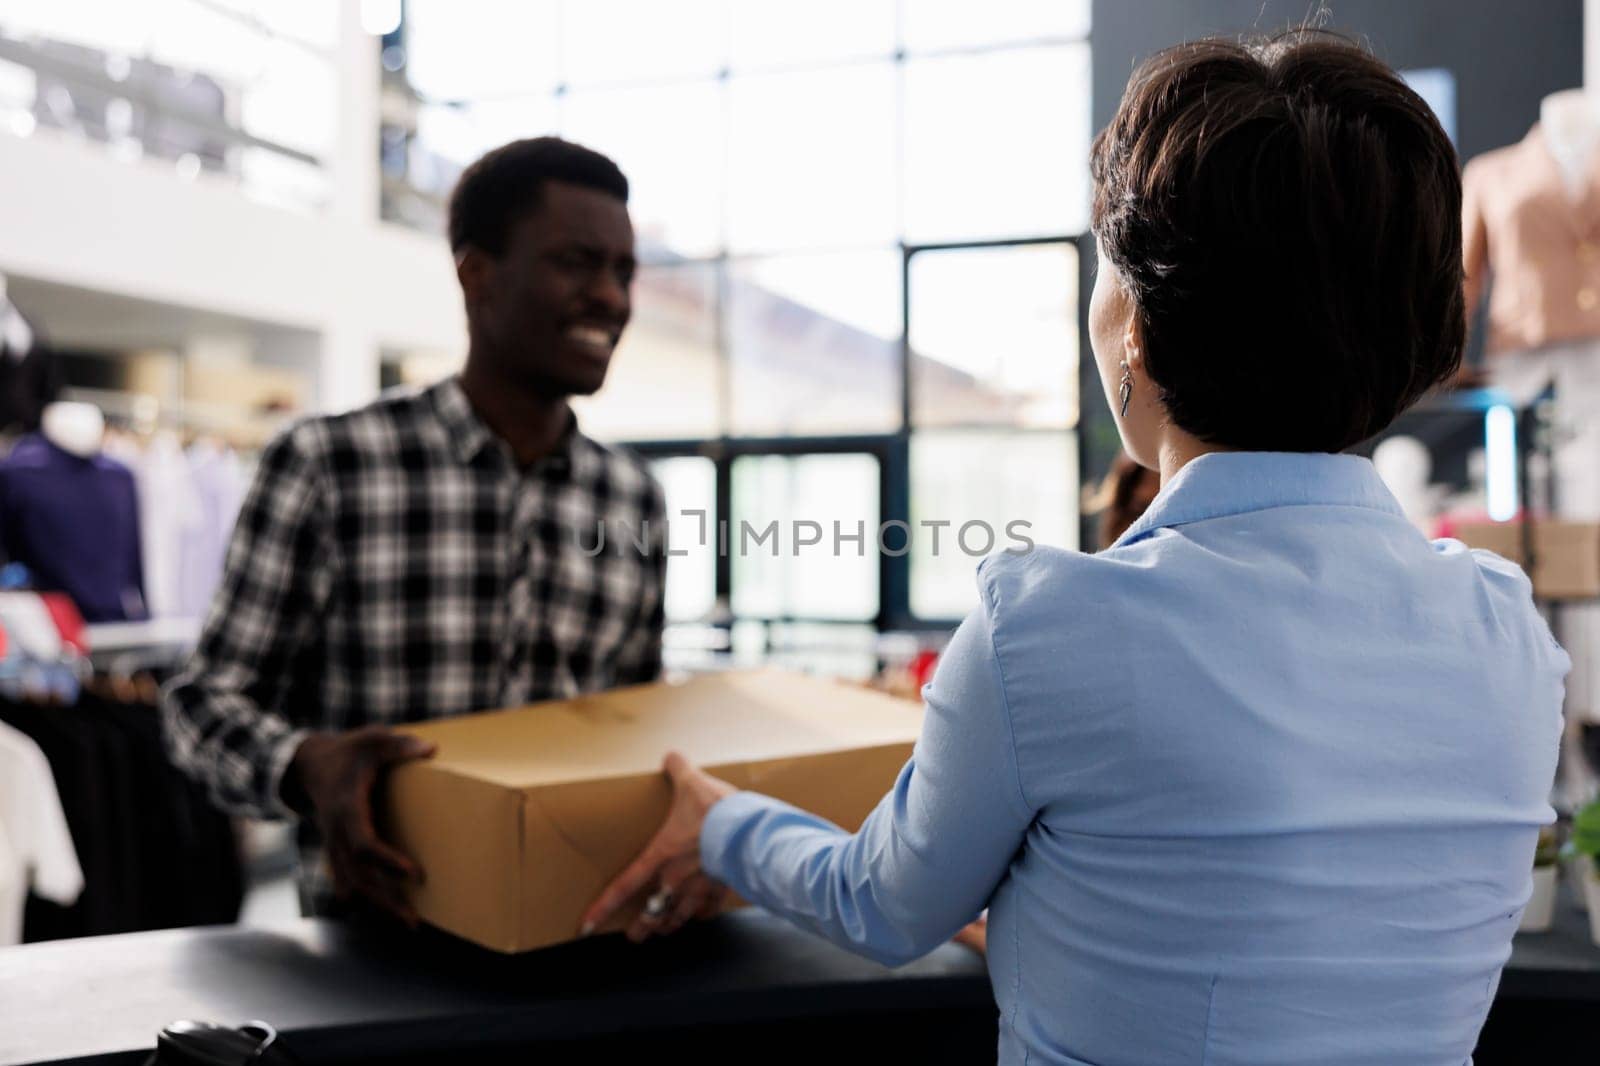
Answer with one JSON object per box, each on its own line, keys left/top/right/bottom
{"left": 0, "top": 911, "right": 992, "bottom": 1065}
{"left": 1500, "top": 884, "right": 1600, "bottom": 1001}
{"left": 3, "top": 894, "right": 1596, "bottom": 1066}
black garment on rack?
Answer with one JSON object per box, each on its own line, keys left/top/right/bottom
{"left": 96, "top": 698, "right": 241, "bottom": 929}
{"left": 0, "top": 701, "right": 123, "bottom": 936}
{"left": 0, "top": 695, "right": 243, "bottom": 941}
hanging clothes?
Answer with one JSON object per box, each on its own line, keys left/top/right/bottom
{"left": 0, "top": 694, "right": 242, "bottom": 941}
{"left": 179, "top": 440, "right": 246, "bottom": 621}
{"left": 102, "top": 434, "right": 246, "bottom": 622}
{"left": 0, "top": 591, "right": 64, "bottom": 661}
{"left": 0, "top": 433, "right": 146, "bottom": 623}
{"left": 106, "top": 431, "right": 204, "bottom": 620}
{"left": 0, "top": 719, "right": 83, "bottom": 945}
{"left": 37, "top": 593, "right": 87, "bottom": 657}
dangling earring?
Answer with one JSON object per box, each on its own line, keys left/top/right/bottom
{"left": 1118, "top": 361, "right": 1133, "bottom": 418}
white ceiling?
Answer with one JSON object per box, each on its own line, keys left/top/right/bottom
{"left": 4, "top": 274, "right": 316, "bottom": 352}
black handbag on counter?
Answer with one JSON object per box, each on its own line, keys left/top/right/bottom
{"left": 143, "top": 1020, "right": 300, "bottom": 1066}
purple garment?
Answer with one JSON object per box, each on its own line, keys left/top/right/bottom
{"left": 0, "top": 434, "right": 146, "bottom": 622}
{"left": 177, "top": 442, "right": 245, "bottom": 621}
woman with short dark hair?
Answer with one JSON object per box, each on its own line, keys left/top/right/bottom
{"left": 586, "top": 32, "right": 1567, "bottom": 1064}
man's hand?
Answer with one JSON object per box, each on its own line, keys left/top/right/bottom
{"left": 580, "top": 751, "right": 736, "bottom": 942}
{"left": 284, "top": 726, "right": 436, "bottom": 926}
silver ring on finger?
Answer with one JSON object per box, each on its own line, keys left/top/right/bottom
{"left": 643, "top": 888, "right": 674, "bottom": 920}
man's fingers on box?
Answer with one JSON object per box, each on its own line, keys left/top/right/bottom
{"left": 352, "top": 837, "right": 421, "bottom": 882}
{"left": 356, "top": 869, "right": 418, "bottom": 927}
{"left": 372, "top": 731, "right": 436, "bottom": 764}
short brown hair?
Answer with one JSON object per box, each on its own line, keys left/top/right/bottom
{"left": 1090, "top": 31, "right": 1464, "bottom": 452}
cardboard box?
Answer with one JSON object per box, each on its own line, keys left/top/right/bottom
{"left": 384, "top": 669, "right": 922, "bottom": 953}
{"left": 1451, "top": 520, "right": 1600, "bottom": 600}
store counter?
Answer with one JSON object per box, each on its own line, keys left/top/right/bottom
{"left": 1476, "top": 887, "right": 1600, "bottom": 1064}
{"left": 1500, "top": 892, "right": 1600, "bottom": 1000}
{"left": 2, "top": 899, "right": 1596, "bottom": 1065}
{"left": 0, "top": 910, "right": 994, "bottom": 1065}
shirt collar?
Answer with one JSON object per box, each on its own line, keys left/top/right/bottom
{"left": 1112, "top": 451, "right": 1405, "bottom": 548}
{"left": 428, "top": 375, "right": 580, "bottom": 474}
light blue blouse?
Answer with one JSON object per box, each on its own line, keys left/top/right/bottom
{"left": 701, "top": 451, "right": 1568, "bottom": 1066}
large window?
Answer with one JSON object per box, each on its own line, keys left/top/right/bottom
{"left": 392, "top": 1, "right": 1092, "bottom": 628}
{"left": 730, "top": 453, "right": 881, "bottom": 622}
{"left": 0, "top": 0, "right": 337, "bottom": 209}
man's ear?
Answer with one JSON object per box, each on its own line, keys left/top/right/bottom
{"left": 455, "top": 247, "right": 495, "bottom": 310}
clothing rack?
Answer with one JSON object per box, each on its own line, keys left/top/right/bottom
{"left": 0, "top": 688, "right": 244, "bottom": 943}
{"left": 59, "top": 386, "right": 285, "bottom": 449}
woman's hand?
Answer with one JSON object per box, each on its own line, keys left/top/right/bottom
{"left": 580, "top": 750, "right": 737, "bottom": 942}
{"left": 952, "top": 913, "right": 988, "bottom": 955}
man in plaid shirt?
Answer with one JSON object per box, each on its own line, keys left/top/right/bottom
{"left": 161, "top": 139, "right": 666, "bottom": 922}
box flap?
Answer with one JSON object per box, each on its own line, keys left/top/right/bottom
{"left": 396, "top": 669, "right": 922, "bottom": 789}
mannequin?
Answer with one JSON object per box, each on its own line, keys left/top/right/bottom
{"left": 1539, "top": 89, "right": 1600, "bottom": 196}
{"left": 1462, "top": 88, "right": 1600, "bottom": 806}
{"left": 0, "top": 403, "right": 145, "bottom": 622}
{"left": 38, "top": 402, "right": 105, "bottom": 459}
{"left": 1463, "top": 88, "right": 1600, "bottom": 364}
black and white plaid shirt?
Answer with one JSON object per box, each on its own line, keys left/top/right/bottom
{"left": 161, "top": 376, "right": 665, "bottom": 905}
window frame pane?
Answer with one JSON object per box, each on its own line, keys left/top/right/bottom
{"left": 905, "top": 238, "right": 1081, "bottom": 431}
{"left": 725, "top": 248, "right": 904, "bottom": 437}
{"left": 728, "top": 450, "right": 883, "bottom": 623}
{"left": 907, "top": 426, "right": 1080, "bottom": 621}
{"left": 901, "top": 43, "right": 1091, "bottom": 244}
{"left": 623, "top": 234, "right": 1094, "bottom": 631}
{"left": 650, "top": 455, "right": 720, "bottom": 623}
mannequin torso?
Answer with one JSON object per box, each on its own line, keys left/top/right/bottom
{"left": 1539, "top": 89, "right": 1600, "bottom": 197}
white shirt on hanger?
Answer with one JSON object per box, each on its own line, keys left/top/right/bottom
{"left": 0, "top": 720, "right": 83, "bottom": 945}
{"left": 107, "top": 430, "right": 205, "bottom": 620}
{"left": 179, "top": 440, "right": 246, "bottom": 621}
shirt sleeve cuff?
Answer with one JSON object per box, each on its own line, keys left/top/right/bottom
{"left": 261, "top": 726, "right": 311, "bottom": 821}
{"left": 700, "top": 790, "right": 774, "bottom": 887}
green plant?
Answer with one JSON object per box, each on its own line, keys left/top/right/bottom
{"left": 1534, "top": 825, "right": 1560, "bottom": 868}
{"left": 1561, "top": 799, "right": 1600, "bottom": 874}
